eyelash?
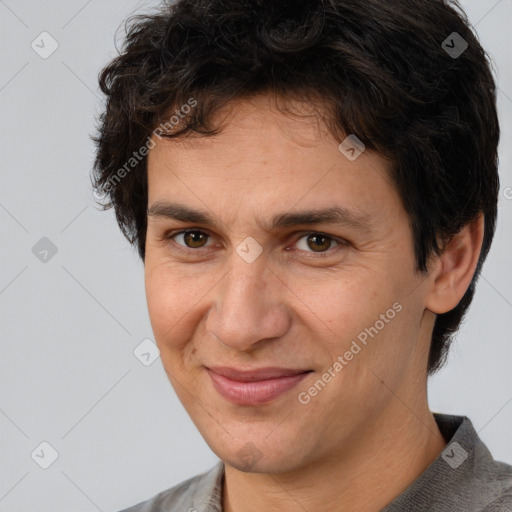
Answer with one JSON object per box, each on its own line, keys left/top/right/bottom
{"left": 163, "top": 229, "right": 348, "bottom": 258}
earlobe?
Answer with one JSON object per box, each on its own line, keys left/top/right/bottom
{"left": 425, "top": 213, "right": 485, "bottom": 315}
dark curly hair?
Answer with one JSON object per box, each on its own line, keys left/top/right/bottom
{"left": 92, "top": 0, "right": 500, "bottom": 375}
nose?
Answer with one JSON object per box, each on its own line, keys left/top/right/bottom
{"left": 206, "top": 253, "right": 290, "bottom": 352}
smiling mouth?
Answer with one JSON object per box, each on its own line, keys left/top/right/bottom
{"left": 206, "top": 366, "right": 313, "bottom": 405}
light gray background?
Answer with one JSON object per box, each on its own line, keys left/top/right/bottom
{"left": 0, "top": 1, "right": 511, "bottom": 511}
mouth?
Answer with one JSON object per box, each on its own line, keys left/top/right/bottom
{"left": 206, "top": 366, "right": 313, "bottom": 406}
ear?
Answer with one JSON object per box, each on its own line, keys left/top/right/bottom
{"left": 424, "top": 213, "right": 485, "bottom": 315}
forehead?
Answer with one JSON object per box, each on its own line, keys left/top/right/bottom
{"left": 146, "top": 94, "right": 400, "bottom": 230}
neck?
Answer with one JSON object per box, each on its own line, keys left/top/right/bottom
{"left": 222, "top": 401, "right": 446, "bottom": 512}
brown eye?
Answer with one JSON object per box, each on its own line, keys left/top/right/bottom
{"left": 175, "top": 230, "right": 210, "bottom": 249}
{"left": 295, "top": 233, "right": 340, "bottom": 253}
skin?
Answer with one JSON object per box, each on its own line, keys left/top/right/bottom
{"left": 144, "top": 93, "right": 484, "bottom": 511}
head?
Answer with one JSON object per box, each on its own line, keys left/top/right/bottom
{"left": 92, "top": 0, "right": 499, "bottom": 473}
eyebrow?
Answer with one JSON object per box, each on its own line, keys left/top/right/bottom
{"left": 147, "top": 201, "right": 375, "bottom": 233}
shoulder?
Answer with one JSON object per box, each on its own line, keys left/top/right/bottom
{"left": 471, "top": 435, "right": 512, "bottom": 511}
{"left": 383, "top": 414, "right": 512, "bottom": 512}
{"left": 457, "top": 421, "right": 512, "bottom": 511}
{"left": 479, "top": 459, "right": 512, "bottom": 511}
{"left": 116, "top": 462, "right": 224, "bottom": 512}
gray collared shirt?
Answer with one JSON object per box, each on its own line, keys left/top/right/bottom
{"left": 119, "top": 414, "right": 512, "bottom": 511}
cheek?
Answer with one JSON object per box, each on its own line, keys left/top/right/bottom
{"left": 145, "top": 266, "right": 172, "bottom": 332}
{"left": 144, "top": 260, "right": 217, "bottom": 354}
{"left": 144, "top": 263, "right": 192, "bottom": 345}
{"left": 304, "top": 270, "right": 391, "bottom": 332}
{"left": 144, "top": 270, "right": 196, "bottom": 382}
{"left": 309, "top": 270, "right": 410, "bottom": 369}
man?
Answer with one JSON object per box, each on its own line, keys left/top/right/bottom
{"left": 92, "top": 0, "right": 512, "bottom": 510}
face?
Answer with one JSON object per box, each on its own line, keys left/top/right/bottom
{"left": 144, "top": 94, "right": 434, "bottom": 474}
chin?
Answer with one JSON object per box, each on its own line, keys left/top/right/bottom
{"left": 207, "top": 432, "right": 311, "bottom": 475}
{"left": 223, "top": 451, "right": 302, "bottom": 474}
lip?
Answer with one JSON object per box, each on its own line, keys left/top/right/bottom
{"left": 206, "top": 366, "right": 312, "bottom": 405}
